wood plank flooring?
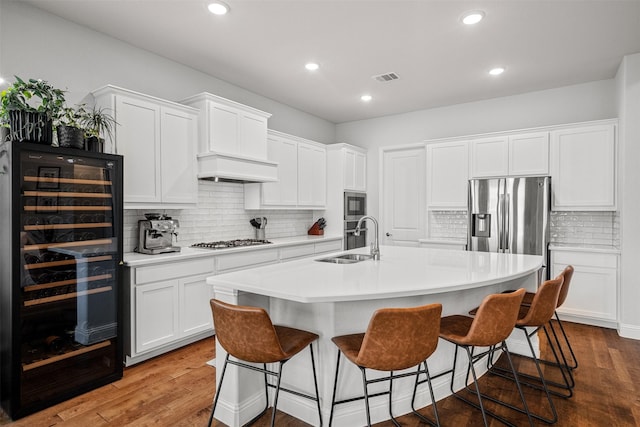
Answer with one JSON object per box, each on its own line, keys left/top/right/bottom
{"left": 1, "top": 321, "right": 639, "bottom": 426}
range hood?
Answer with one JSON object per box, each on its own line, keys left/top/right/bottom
{"left": 197, "top": 151, "right": 278, "bottom": 183}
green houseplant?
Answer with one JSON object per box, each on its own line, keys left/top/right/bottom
{"left": 0, "top": 76, "right": 66, "bottom": 145}
{"left": 82, "top": 106, "right": 117, "bottom": 152}
{"left": 55, "top": 104, "right": 88, "bottom": 149}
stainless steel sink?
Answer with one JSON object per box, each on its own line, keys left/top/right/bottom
{"left": 316, "top": 253, "right": 373, "bottom": 264}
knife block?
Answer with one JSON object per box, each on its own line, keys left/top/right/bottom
{"left": 307, "top": 223, "right": 324, "bottom": 235}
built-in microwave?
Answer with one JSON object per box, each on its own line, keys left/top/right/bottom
{"left": 344, "top": 191, "right": 366, "bottom": 220}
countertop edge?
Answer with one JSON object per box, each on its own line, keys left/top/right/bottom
{"left": 124, "top": 234, "right": 343, "bottom": 267}
{"left": 548, "top": 244, "right": 620, "bottom": 254}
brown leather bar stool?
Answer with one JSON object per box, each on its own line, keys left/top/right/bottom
{"left": 484, "top": 276, "right": 564, "bottom": 424}
{"left": 439, "top": 288, "right": 533, "bottom": 427}
{"left": 208, "top": 299, "right": 322, "bottom": 427}
{"left": 523, "top": 266, "right": 578, "bottom": 374}
{"left": 328, "top": 303, "right": 442, "bottom": 427}
{"left": 492, "top": 265, "right": 576, "bottom": 396}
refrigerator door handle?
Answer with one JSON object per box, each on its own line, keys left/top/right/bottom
{"left": 498, "top": 193, "right": 504, "bottom": 251}
{"left": 504, "top": 193, "right": 510, "bottom": 252}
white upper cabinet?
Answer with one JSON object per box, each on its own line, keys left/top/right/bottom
{"left": 470, "top": 132, "right": 549, "bottom": 178}
{"left": 508, "top": 132, "right": 549, "bottom": 176}
{"left": 92, "top": 85, "right": 198, "bottom": 208}
{"left": 344, "top": 148, "right": 367, "bottom": 192}
{"left": 550, "top": 123, "right": 616, "bottom": 211}
{"left": 261, "top": 133, "right": 298, "bottom": 206}
{"left": 297, "top": 141, "right": 327, "bottom": 207}
{"left": 426, "top": 141, "right": 469, "bottom": 210}
{"left": 181, "top": 92, "right": 270, "bottom": 157}
{"left": 471, "top": 136, "right": 509, "bottom": 177}
{"left": 244, "top": 130, "right": 326, "bottom": 209}
{"left": 326, "top": 144, "right": 367, "bottom": 192}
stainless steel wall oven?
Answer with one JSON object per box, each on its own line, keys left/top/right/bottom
{"left": 344, "top": 192, "right": 367, "bottom": 250}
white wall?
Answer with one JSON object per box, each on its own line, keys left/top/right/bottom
{"left": 616, "top": 53, "right": 640, "bottom": 339}
{"left": 336, "top": 79, "right": 617, "bottom": 221}
{"left": 0, "top": 1, "right": 335, "bottom": 144}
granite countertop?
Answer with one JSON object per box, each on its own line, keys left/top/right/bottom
{"left": 208, "top": 245, "right": 543, "bottom": 303}
{"left": 123, "top": 234, "right": 343, "bottom": 267}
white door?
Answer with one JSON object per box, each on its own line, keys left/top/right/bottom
{"left": 381, "top": 146, "right": 426, "bottom": 245}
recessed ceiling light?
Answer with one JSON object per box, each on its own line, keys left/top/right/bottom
{"left": 462, "top": 11, "right": 485, "bottom": 25}
{"left": 207, "top": 1, "right": 229, "bottom": 15}
{"left": 0, "top": 77, "right": 5, "bottom": 85}
{"left": 489, "top": 67, "right": 505, "bottom": 76}
{"left": 305, "top": 62, "right": 319, "bottom": 71}
{"left": 361, "top": 94, "right": 372, "bottom": 102}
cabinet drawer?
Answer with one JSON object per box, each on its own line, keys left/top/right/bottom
{"left": 280, "top": 244, "right": 315, "bottom": 260}
{"left": 217, "top": 249, "right": 279, "bottom": 272}
{"left": 135, "top": 257, "right": 215, "bottom": 284}
{"left": 315, "top": 239, "right": 343, "bottom": 254}
{"left": 552, "top": 251, "right": 617, "bottom": 269}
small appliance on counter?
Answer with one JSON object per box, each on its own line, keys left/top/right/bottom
{"left": 250, "top": 217, "right": 267, "bottom": 240}
{"left": 136, "top": 213, "right": 181, "bottom": 255}
{"left": 308, "top": 217, "right": 326, "bottom": 235}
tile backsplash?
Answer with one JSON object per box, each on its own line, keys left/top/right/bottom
{"left": 123, "top": 181, "right": 315, "bottom": 252}
{"left": 428, "top": 210, "right": 620, "bottom": 248}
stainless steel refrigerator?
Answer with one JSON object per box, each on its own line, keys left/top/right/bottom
{"left": 468, "top": 176, "right": 550, "bottom": 279}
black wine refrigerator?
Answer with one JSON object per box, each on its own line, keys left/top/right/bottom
{"left": 0, "top": 141, "right": 124, "bottom": 419}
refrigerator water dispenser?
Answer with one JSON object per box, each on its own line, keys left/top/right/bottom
{"left": 472, "top": 213, "right": 491, "bottom": 237}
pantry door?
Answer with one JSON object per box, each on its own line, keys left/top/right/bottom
{"left": 381, "top": 145, "right": 426, "bottom": 246}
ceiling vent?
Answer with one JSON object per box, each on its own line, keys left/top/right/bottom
{"left": 372, "top": 72, "right": 399, "bottom": 82}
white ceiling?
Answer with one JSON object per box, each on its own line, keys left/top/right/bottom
{"left": 21, "top": 0, "right": 640, "bottom": 124}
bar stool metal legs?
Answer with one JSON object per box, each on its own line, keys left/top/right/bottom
{"left": 329, "top": 303, "right": 442, "bottom": 427}
{"left": 209, "top": 344, "right": 322, "bottom": 427}
{"left": 208, "top": 299, "right": 322, "bottom": 427}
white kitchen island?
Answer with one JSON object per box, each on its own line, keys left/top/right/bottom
{"left": 207, "top": 245, "right": 543, "bottom": 427}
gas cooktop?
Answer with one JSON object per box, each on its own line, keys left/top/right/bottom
{"left": 191, "top": 239, "right": 272, "bottom": 250}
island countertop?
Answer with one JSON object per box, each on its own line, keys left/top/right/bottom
{"left": 207, "top": 245, "right": 543, "bottom": 303}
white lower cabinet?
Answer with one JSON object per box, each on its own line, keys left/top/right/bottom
{"left": 125, "top": 237, "right": 343, "bottom": 365}
{"left": 551, "top": 249, "right": 618, "bottom": 328}
{"left": 127, "top": 258, "right": 215, "bottom": 365}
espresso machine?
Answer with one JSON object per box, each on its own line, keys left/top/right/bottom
{"left": 136, "top": 214, "right": 181, "bottom": 255}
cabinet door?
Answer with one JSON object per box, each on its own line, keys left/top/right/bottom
{"left": 552, "top": 251, "right": 617, "bottom": 325}
{"left": 208, "top": 102, "right": 238, "bottom": 154}
{"left": 262, "top": 135, "right": 298, "bottom": 206}
{"left": 115, "top": 95, "right": 161, "bottom": 204}
{"left": 239, "top": 112, "right": 268, "bottom": 159}
{"left": 354, "top": 151, "right": 367, "bottom": 192}
{"left": 135, "top": 280, "right": 179, "bottom": 354}
{"left": 550, "top": 124, "right": 616, "bottom": 210}
{"left": 344, "top": 149, "right": 367, "bottom": 192}
{"left": 179, "top": 275, "right": 214, "bottom": 336}
{"left": 344, "top": 149, "right": 356, "bottom": 190}
{"left": 427, "top": 141, "right": 469, "bottom": 209}
{"left": 470, "top": 136, "right": 509, "bottom": 178}
{"left": 298, "top": 143, "right": 326, "bottom": 207}
{"left": 508, "top": 132, "right": 549, "bottom": 176}
{"left": 160, "top": 107, "right": 198, "bottom": 205}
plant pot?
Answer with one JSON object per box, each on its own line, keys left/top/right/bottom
{"left": 84, "top": 136, "right": 104, "bottom": 153}
{"left": 7, "top": 111, "right": 53, "bottom": 145}
{"left": 56, "top": 126, "right": 85, "bottom": 149}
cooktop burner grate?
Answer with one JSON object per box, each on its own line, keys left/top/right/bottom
{"left": 191, "top": 239, "right": 272, "bottom": 249}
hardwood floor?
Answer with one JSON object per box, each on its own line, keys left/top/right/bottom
{"left": 2, "top": 321, "right": 639, "bottom": 426}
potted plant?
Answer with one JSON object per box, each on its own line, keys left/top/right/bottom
{"left": 55, "top": 104, "right": 88, "bottom": 149}
{"left": 0, "top": 76, "right": 66, "bottom": 145}
{"left": 82, "top": 106, "right": 117, "bottom": 152}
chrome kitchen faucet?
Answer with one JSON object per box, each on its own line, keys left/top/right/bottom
{"left": 354, "top": 215, "right": 380, "bottom": 260}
